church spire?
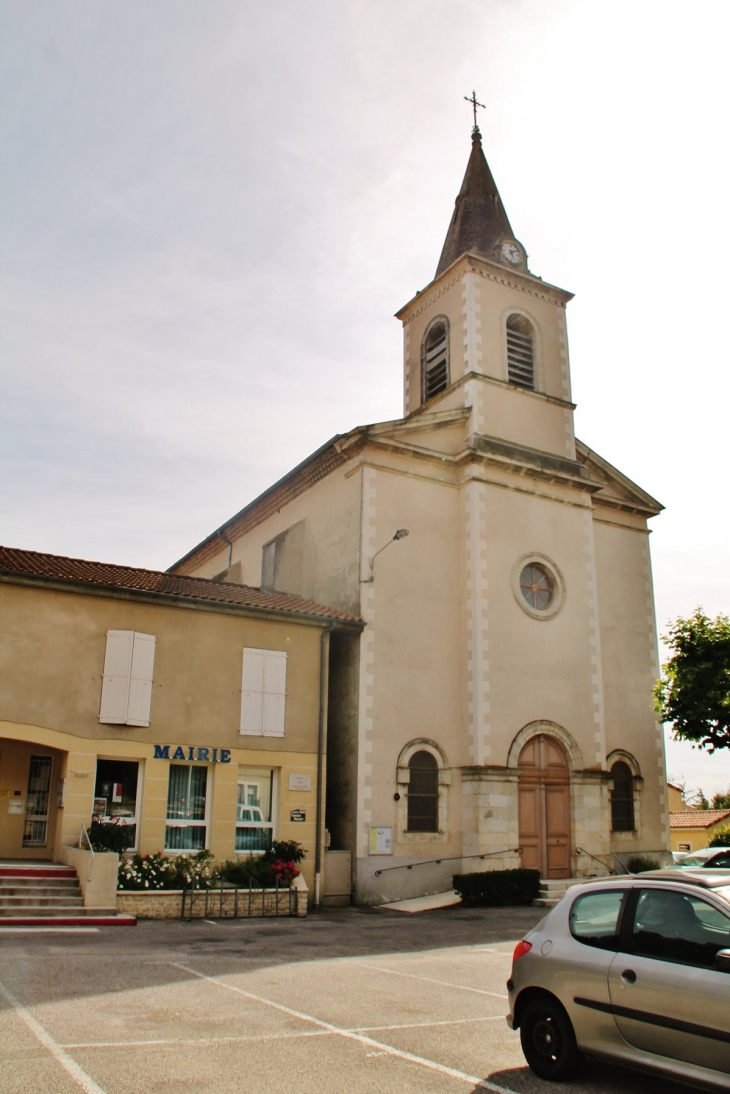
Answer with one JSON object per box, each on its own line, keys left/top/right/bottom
{"left": 435, "top": 125, "right": 517, "bottom": 278}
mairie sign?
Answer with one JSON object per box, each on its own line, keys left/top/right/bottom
{"left": 153, "top": 744, "right": 232, "bottom": 763}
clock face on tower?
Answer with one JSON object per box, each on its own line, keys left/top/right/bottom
{"left": 500, "top": 240, "right": 522, "bottom": 265}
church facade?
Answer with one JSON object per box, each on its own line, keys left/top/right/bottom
{"left": 171, "top": 126, "right": 670, "bottom": 902}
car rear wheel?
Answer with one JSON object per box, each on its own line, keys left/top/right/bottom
{"left": 519, "top": 996, "right": 584, "bottom": 1081}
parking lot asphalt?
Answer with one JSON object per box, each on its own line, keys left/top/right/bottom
{"left": 0, "top": 904, "right": 700, "bottom": 1094}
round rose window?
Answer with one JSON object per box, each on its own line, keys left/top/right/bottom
{"left": 519, "top": 563, "right": 554, "bottom": 611}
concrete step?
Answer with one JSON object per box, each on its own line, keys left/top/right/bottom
{"left": 0, "top": 883, "right": 83, "bottom": 895}
{"left": 0, "top": 905, "right": 117, "bottom": 918}
{"left": 0, "top": 915, "right": 136, "bottom": 928}
{"left": 0, "top": 866, "right": 77, "bottom": 879}
{"left": 534, "top": 878, "right": 583, "bottom": 908}
{"left": 0, "top": 895, "right": 84, "bottom": 909}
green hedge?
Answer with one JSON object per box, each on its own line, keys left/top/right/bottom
{"left": 453, "top": 868, "right": 541, "bottom": 907}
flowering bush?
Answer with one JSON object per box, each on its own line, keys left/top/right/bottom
{"left": 268, "top": 859, "right": 300, "bottom": 886}
{"left": 118, "top": 850, "right": 219, "bottom": 891}
{"left": 220, "top": 840, "right": 304, "bottom": 888}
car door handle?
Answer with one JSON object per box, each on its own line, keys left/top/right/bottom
{"left": 621, "top": 969, "right": 636, "bottom": 984}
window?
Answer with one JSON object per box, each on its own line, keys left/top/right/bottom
{"left": 93, "top": 759, "right": 140, "bottom": 849}
{"left": 678, "top": 842, "right": 691, "bottom": 852}
{"left": 630, "top": 888, "right": 730, "bottom": 968}
{"left": 240, "top": 648, "right": 287, "bottom": 737}
{"left": 422, "top": 320, "right": 449, "bottom": 402}
{"left": 23, "top": 755, "right": 53, "bottom": 847}
{"left": 569, "top": 890, "right": 627, "bottom": 951}
{"left": 407, "top": 751, "right": 439, "bottom": 832}
{"left": 99, "top": 630, "right": 156, "bottom": 727}
{"left": 610, "top": 761, "right": 635, "bottom": 832}
{"left": 236, "top": 766, "right": 274, "bottom": 853}
{"left": 519, "top": 563, "right": 554, "bottom": 611}
{"left": 164, "top": 765, "right": 208, "bottom": 851}
{"left": 506, "top": 313, "right": 534, "bottom": 389}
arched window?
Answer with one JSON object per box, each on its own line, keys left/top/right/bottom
{"left": 407, "top": 750, "right": 439, "bottom": 832}
{"left": 506, "top": 314, "right": 534, "bottom": 389}
{"left": 422, "top": 320, "right": 449, "bottom": 402}
{"left": 610, "top": 761, "right": 635, "bottom": 832}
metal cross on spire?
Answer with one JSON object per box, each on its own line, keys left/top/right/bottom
{"left": 464, "top": 90, "right": 485, "bottom": 134}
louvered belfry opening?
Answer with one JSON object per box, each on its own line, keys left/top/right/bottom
{"left": 407, "top": 750, "right": 439, "bottom": 832}
{"left": 423, "top": 320, "right": 449, "bottom": 402}
{"left": 506, "top": 313, "right": 534, "bottom": 389}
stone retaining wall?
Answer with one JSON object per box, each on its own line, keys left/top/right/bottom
{"left": 117, "top": 887, "right": 305, "bottom": 919}
{"left": 116, "top": 891, "right": 184, "bottom": 919}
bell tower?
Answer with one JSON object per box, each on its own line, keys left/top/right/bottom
{"left": 396, "top": 119, "right": 576, "bottom": 463}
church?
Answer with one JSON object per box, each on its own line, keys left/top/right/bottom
{"left": 170, "top": 120, "right": 671, "bottom": 903}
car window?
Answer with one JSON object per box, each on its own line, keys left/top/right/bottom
{"left": 569, "top": 890, "right": 627, "bottom": 950}
{"left": 630, "top": 888, "right": 730, "bottom": 968}
{"left": 679, "top": 856, "right": 704, "bottom": 866}
{"left": 706, "top": 851, "right": 730, "bottom": 869}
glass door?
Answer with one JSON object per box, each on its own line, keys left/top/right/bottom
{"left": 93, "top": 760, "right": 140, "bottom": 849}
{"left": 23, "top": 755, "right": 53, "bottom": 847}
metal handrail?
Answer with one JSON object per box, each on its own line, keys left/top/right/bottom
{"left": 374, "top": 848, "right": 522, "bottom": 878}
{"left": 79, "top": 824, "right": 95, "bottom": 881}
{"left": 575, "top": 846, "right": 617, "bottom": 876}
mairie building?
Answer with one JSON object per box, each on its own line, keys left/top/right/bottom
{"left": 170, "top": 125, "right": 671, "bottom": 902}
{"left": 0, "top": 545, "right": 361, "bottom": 900}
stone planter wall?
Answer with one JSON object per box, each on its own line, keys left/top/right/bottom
{"left": 116, "top": 891, "right": 184, "bottom": 919}
{"left": 117, "top": 886, "right": 306, "bottom": 919}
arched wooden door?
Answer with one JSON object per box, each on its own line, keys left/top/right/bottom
{"left": 518, "top": 735, "right": 571, "bottom": 879}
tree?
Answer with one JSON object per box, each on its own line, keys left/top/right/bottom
{"left": 712, "top": 790, "right": 730, "bottom": 809}
{"left": 654, "top": 609, "right": 730, "bottom": 753}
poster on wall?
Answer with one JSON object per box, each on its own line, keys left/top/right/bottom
{"left": 112, "top": 783, "right": 123, "bottom": 803}
{"left": 368, "top": 826, "right": 393, "bottom": 855}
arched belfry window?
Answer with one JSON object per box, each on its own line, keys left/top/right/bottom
{"left": 407, "top": 750, "right": 439, "bottom": 832}
{"left": 422, "top": 319, "right": 449, "bottom": 402}
{"left": 506, "top": 313, "right": 534, "bottom": 389}
{"left": 610, "top": 761, "right": 635, "bottom": 832}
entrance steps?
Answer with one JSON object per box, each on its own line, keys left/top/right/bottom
{"left": 534, "top": 878, "right": 583, "bottom": 908}
{"left": 0, "top": 862, "right": 135, "bottom": 927}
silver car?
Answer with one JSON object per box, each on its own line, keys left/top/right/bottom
{"left": 506, "top": 869, "right": 730, "bottom": 1090}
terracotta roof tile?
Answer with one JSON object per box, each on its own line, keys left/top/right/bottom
{"left": 669, "top": 809, "right": 730, "bottom": 830}
{"left": 0, "top": 546, "right": 361, "bottom": 626}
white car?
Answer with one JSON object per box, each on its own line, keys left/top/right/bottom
{"left": 673, "top": 847, "right": 730, "bottom": 870}
{"left": 507, "top": 869, "right": 730, "bottom": 1090}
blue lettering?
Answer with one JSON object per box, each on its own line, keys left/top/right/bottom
{"left": 172, "top": 746, "right": 186, "bottom": 761}
{"left": 197, "top": 748, "right": 210, "bottom": 762}
{"left": 219, "top": 749, "right": 231, "bottom": 764}
{"left": 211, "top": 749, "right": 218, "bottom": 763}
{"left": 187, "top": 747, "right": 195, "bottom": 761}
{"left": 153, "top": 745, "right": 170, "bottom": 760}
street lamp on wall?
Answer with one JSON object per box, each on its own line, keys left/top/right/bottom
{"left": 361, "top": 527, "right": 409, "bottom": 583}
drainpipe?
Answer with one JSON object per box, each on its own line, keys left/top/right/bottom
{"left": 314, "top": 622, "right": 335, "bottom": 907}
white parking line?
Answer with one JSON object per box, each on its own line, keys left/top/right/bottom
{"left": 356, "top": 961, "right": 508, "bottom": 999}
{"left": 63, "top": 1014, "right": 506, "bottom": 1049}
{"left": 63, "top": 1030, "right": 333, "bottom": 1049}
{"left": 170, "top": 962, "right": 518, "bottom": 1094}
{"left": 0, "top": 977, "right": 107, "bottom": 1094}
{"left": 354, "top": 1015, "right": 506, "bottom": 1032}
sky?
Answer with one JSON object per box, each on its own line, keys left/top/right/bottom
{"left": 1, "top": 0, "right": 729, "bottom": 799}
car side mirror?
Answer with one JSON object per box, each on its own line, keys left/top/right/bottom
{"left": 714, "top": 948, "right": 730, "bottom": 973}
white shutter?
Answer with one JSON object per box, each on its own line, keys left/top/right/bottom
{"left": 262, "top": 650, "right": 287, "bottom": 737}
{"left": 99, "top": 631, "right": 134, "bottom": 724}
{"left": 240, "top": 647, "right": 265, "bottom": 735}
{"left": 126, "top": 633, "right": 156, "bottom": 727}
